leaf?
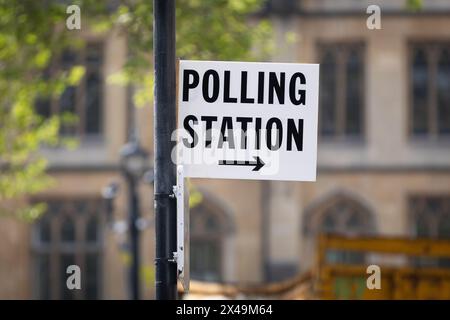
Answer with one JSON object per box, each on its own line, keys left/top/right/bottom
{"left": 67, "top": 65, "right": 85, "bottom": 85}
{"left": 407, "top": 0, "right": 423, "bottom": 12}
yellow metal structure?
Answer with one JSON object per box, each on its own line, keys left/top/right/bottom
{"left": 315, "top": 235, "right": 450, "bottom": 299}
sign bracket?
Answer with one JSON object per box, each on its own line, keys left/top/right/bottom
{"left": 172, "top": 165, "right": 189, "bottom": 291}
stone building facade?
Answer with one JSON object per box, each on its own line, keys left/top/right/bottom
{"left": 0, "top": 0, "right": 449, "bottom": 299}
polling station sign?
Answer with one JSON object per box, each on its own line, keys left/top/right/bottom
{"left": 176, "top": 60, "right": 319, "bottom": 181}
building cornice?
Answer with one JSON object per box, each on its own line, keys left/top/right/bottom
{"left": 45, "top": 164, "right": 450, "bottom": 174}
{"left": 256, "top": 9, "right": 450, "bottom": 19}
{"left": 318, "top": 165, "right": 450, "bottom": 174}
{"left": 47, "top": 164, "right": 119, "bottom": 173}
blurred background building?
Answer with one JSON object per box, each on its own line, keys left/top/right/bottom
{"left": 0, "top": 0, "right": 450, "bottom": 299}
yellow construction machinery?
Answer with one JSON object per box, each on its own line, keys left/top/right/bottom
{"left": 315, "top": 235, "right": 450, "bottom": 299}
{"left": 183, "top": 235, "right": 450, "bottom": 300}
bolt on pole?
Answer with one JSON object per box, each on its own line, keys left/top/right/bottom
{"left": 153, "top": 0, "right": 178, "bottom": 300}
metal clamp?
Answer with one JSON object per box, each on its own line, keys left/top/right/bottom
{"left": 154, "top": 192, "right": 175, "bottom": 200}
{"left": 173, "top": 165, "right": 190, "bottom": 291}
{"left": 154, "top": 257, "right": 176, "bottom": 265}
{"left": 172, "top": 165, "right": 184, "bottom": 274}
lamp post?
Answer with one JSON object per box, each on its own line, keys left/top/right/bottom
{"left": 119, "top": 134, "right": 149, "bottom": 300}
{"left": 154, "top": 0, "right": 178, "bottom": 300}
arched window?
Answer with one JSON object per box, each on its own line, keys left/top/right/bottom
{"left": 410, "top": 196, "right": 450, "bottom": 267}
{"left": 190, "top": 199, "right": 233, "bottom": 282}
{"left": 411, "top": 196, "right": 450, "bottom": 239}
{"left": 304, "top": 192, "right": 375, "bottom": 264}
{"left": 305, "top": 193, "right": 375, "bottom": 236}
{"left": 32, "top": 198, "right": 104, "bottom": 300}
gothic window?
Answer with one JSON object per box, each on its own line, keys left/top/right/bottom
{"left": 190, "top": 200, "right": 233, "bottom": 282}
{"left": 410, "top": 196, "right": 450, "bottom": 239}
{"left": 318, "top": 43, "right": 365, "bottom": 140}
{"left": 32, "top": 198, "right": 104, "bottom": 299}
{"left": 36, "top": 42, "right": 104, "bottom": 139}
{"left": 410, "top": 196, "right": 450, "bottom": 267}
{"left": 410, "top": 43, "right": 450, "bottom": 138}
{"left": 314, "top": 198, "right": 373, "bottom": 235}
{"left": 304, "top": 193, "right": 375, "bottom": 264}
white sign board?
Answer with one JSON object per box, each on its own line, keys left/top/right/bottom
{"left": 177, "top": 60, "right": 319, "bottom": 182}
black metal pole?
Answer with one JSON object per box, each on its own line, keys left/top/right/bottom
{"left": 127, "top": 176, "right": 140, "bottom": 300}
{"left": 153, "top": 0, "right": 178, "bottom": 300}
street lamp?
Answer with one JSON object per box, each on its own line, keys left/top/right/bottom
{"left": 120, "top": 137, "right": 149, "bottom": 182}
{"left": 119, "top": 134, "right": 149, "bottom": 300}
{"left": 102, "top": 181, "right": 119, "bottom": 226}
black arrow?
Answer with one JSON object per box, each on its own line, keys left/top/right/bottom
{"left": 218, "top": 156, "right": 265, "bottom": 172}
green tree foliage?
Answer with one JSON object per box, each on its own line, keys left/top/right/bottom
{"left": 104, "top": 0, "right": 272, "bottom": 105}
{"left": 0, "top": 0, "right": 271, "bottom": 219}
{"left": 0, "top": 0, "right": 86, "bottom": 220}
{"left": 407, "top": 0, "right": 424, "bottom": 12}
